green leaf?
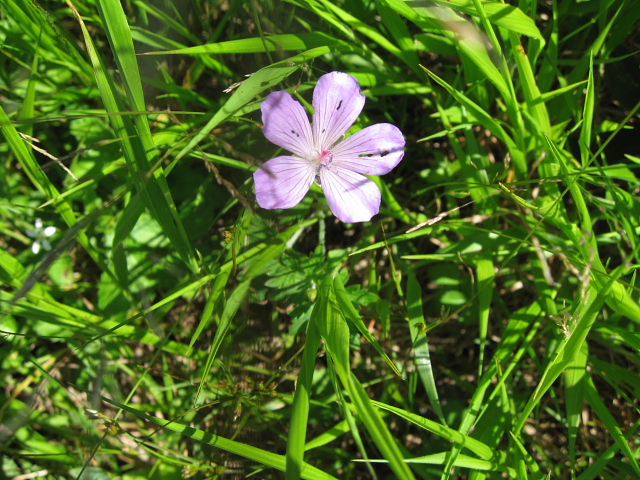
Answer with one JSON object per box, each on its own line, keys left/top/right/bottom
{"left": 146, "top": 32, "right": 345, "bottom": 55}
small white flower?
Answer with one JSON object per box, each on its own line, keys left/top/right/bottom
{"left": 26, "top": 218, "right": 57, "bottom": 254}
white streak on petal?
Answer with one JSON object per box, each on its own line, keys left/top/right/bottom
{"left": 320, "top": 167, "right": 381, "bottom": 223}
{"left": 331, "top": 123, "right": 405, "bottom": 175}
{"left": 312, "top": 72, "right": 365, "bottom": 151}
{"left": 254, "top": 156, "right": 315, "bottom": 210}
{"left": 262, "top": 91, "right": 314, "bottom": 157}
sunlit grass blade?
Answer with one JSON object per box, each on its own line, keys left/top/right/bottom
{"left": 422, "top": 67, "right": 525, "bottom": 175}
{"left": 374, "top": 0, "right": 422, "bottom": 74}
{"left": 508, "top": 30, "right": 551, "bottom": 136}
{"left": 409, "top": 2, "right": 509, "bottom": 98}
{"left": 317, "top": 0, "right": 417, "bottom": 75}
{"left": 3, "top": 0, "right": 92, "bottom": 81}
{"left": 195, "top": 280, "right": 251, "bottom": 403}
{"left": 544, "top": 134, "right": 640, "bottom": 323}
{"left": 316, "top": 275, "right": 415, "bottom": 479}
{"left": 475, "top": 255, "right": 493, "bottom": 376}
{"left": 420, "top": 0, "right": 543, "bottom": 39}
{"left": 578, "top": 54, "right": 595, "bottom": 166}
{"left": 508, "top": 432, "right": 542, "bottom": 480}
{"left": 347, "top": 373, "right": 416, "bottom": 480}
{"left": 94, "top": 0, "right": 197, "bottom": 272}
{"left": 373, "top": 401, "right": 498, "bottom": 462}
{"left": 103, "top": 397, "right": 338, "bottom": 480}
{"left": 332, "top": 275, "right": 402, "bottom": 377}
{"left": 514, "top": 284, "right": 604, "bottom": 435}
{"left": 406, "top": 272, "right": 446, "bottom": 424}
{"left": 130, "top": 0, "right": 201, "bottom": 44}
{"left": 146, "top": 32, "right": 347, "bottom": 56}
{"left": 286, "top": 318, "right": 322, "bottom": 480}
{"left": 565, "top": 342, "right": 588, "bottom": 474}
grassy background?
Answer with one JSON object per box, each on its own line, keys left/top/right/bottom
{"left": 1, "top": 0, "right": 639, "bottom": 478}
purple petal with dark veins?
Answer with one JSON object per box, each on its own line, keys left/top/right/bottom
{"left": 319, "top": 166, "right": 381, "bottom": 223}
{"left": 262, "top": 91, "right": 314, "bottom": 157}
{"left": 312, "top": 72, "right": 365, "bottom": 151}
{"left": 254, "top": 156, "right": 315, "bottom": 209}
{"left": 331, "top": 123, "right": 405, "bottom": 175}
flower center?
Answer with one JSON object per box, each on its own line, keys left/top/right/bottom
{"left": 317, "top": 149, "right": 333, "bottom": 168}
{"left": 314, "top": 149, "right": 333, "bottom": 186}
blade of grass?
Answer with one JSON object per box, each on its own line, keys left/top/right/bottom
{"left": 544, "top": 134, "right": 640, "bottom": 322}
{"left": 195, "top": 280, "right": 251, "bottom": 404}
{"left": 332, "top": 275, "right": 402, "bottom": 378}
{"left": 146, "top": 32, "right": 346, "bottom": 56}
{"left": 422, "top": 67, "right": 526, "bottom": 176}
{"left": 565, "top": 341, "right": 588, "bottom": 475}
{"left": 94, "top": 0, "right": 197, "bottom": 272}
{"left": 103, "top": 397, "right": 338, "bottom": 480}
{"left": 475, "top": 255, "right": 493, "bottom": 377}
{"left": 373, "top": 401, "right": 499, "bottom": 462}
{"left": 584, "top": 374, "right": 640, "bottom": 476}
{"left": 347, "top": 373, "right": 416, "bottom": 480}
{"left": 513, "top": 282, "right": 604, "bottom": 435}
{"left": 286, "top": 316, "right": 322, "bottom": 480}
{"left": 508, "top": 432, "right": 542, "bottom": 479}
{"left": 406, "top": 272, "right": 446, "bottom": 425}
{"left": 316, "top": 275, "right": 415, "bottom": 479}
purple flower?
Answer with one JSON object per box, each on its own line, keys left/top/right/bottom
{"left": 253, "top": 71, "right": 405, "bottom": 223}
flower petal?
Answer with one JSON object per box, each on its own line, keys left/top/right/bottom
{"left": 331, "top": 123, "right": 405, "bottom": 175}
{"left": 320, "top": 166, "right": 381, "bottom": 223}
{"left": 254, "top": 155, "right": 315, "bottom": 210}
{"left": 262, "top": 91, "right": 314, "bottom": 157}
{"left": 312, "top": 72, "right": 365, "bottom": 151}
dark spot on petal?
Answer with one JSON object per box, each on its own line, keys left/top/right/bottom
{"left": 380, "top": 150, "right": 390, "bottom": 156}
{"left": 291, "top": 129, "right": 299, "bottom": 137}
{"left": 336, "top": 100, "right": 343, "bottom": 111}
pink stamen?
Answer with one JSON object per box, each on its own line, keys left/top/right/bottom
{"left": 318, "top": 150, "right": 333, "bottom": 166}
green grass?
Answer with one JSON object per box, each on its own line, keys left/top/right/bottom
{"left": 1, "top": 0, "right": 639, "bottom": 479}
